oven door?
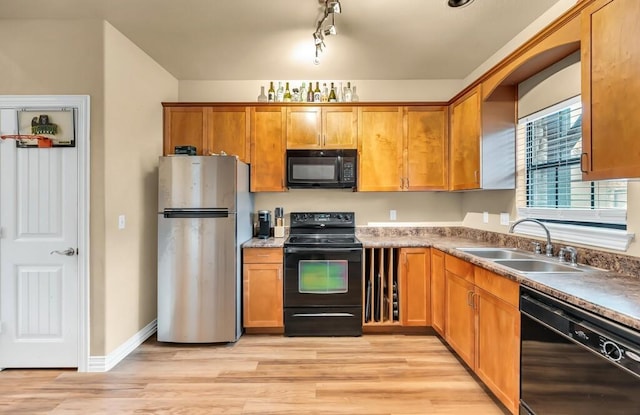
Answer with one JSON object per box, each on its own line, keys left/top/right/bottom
{"left": 284, "top": 246, "right": 362, "bottom": 308}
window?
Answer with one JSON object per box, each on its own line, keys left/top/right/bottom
{"left": 516, "top": 96, "right": 631, "bottom": 250}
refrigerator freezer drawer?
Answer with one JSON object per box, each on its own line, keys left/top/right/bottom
{"left": 157, "top": 214, "right": 237, "bottom": 342}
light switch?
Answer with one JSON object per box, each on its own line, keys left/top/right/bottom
{"left": 500, "top": 212, "right": 510, "bottom": 226}
{"left": 118, "top": 215, "right": 126, "bottom": 229}
{"left": 390, "top": 210, "right": 397, "bottom": 220}
{"left": 483, "top": 211, "right": 489, "bottom": 223}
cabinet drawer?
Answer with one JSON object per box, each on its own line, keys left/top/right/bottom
{"left": 474, "top": 267, "right": 519, "bottom": 307}
{"left": 445, "top": 254, "right": 474, "bottom": 282}
{"left": 244, "top": 248, "right": 283, "bottom": 264}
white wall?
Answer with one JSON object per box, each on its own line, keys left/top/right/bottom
{"left": 103, "top": 22, "right": 178, "bottom": 354}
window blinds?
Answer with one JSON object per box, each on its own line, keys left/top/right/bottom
{"left": 515, "top": 96, "right": 627, "bottom": 226}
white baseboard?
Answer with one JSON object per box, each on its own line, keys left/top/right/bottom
{"left": 87, "top": 319, "right": 157, "bottom": 372}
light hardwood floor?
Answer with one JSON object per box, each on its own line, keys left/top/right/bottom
{"left": 0, "top": 334, "right": 508, "bottom": 414}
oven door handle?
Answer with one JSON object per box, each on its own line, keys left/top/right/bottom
{"left": 284, "top": 247, "right": 362, "bottom": 254}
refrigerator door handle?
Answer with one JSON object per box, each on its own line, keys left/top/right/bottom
{"left": 163, "top": 208, "right": 230, "bottom": 219}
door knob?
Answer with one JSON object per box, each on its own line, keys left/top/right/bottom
{"left": 50, "top": 247, "right": 77, "bottom": 256}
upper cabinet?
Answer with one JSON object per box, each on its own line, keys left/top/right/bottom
{"left": 358, "top": 106, "right": 448, "bottom": 191}
{"left": 250, "top": 107, "right": 286, "bottom": 192}
{"left": 581, "top": 0, "right": 640, "bottom": 180}
{"left": 163, "top": 106, "right": 207, "bottom": 155}
{"left": 207, "top": 107, "right": 250, "bottom": 163}
{"left": 286, "top": 106, "right": 357, "bottom": 149}
{"left": 162, "top": 105, "right": 250, "bottom": 163}
{"left": 449, "top": 84, "right": 516, "bottom": 191}
{"left": 358, "top": 107, "right": 404, "bottom": 191}
{"left": 406, "top": 106, "right": 448, "bottom": 191}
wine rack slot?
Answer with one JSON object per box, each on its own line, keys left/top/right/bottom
{"left": 363, "top": 247, "right": 400, "bottom": 325}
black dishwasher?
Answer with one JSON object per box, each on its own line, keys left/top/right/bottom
{"left": 520, "top": 286, "right": 640, "bottom": 415}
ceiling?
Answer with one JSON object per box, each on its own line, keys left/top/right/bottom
{"left": 0, "top": 0, "right": 564, "bottom": 81}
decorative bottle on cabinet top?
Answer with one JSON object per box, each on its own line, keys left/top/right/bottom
{"left": 258, "top": 86, "right": 268, "bottom": 102}
{"left": 267, "top": 82, "right": 275, "bottom": 103}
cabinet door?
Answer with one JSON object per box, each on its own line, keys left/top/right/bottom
{"left": 445, "top": 271, "right": 475, "bottom": 368}
{"left": 208, "top": 107, "right": 250, "bottom": 163}
{"left": 250, "top": 107, "right": 286, "bottom": 192}
{"left": 475, "top": 287, "right": 520, "bottom": 414}
{"left": 405, "top": 107, "right": 448, "bottom": 190}
{"left": 286, "top": 107, "right": 322, "bottom": 149}
{"left": 323, "top": 107, "right": 358, "bottom": 149}
{"left": 399, "top": 248, "right": 431, "bottom": 326}
{"left": 163, "top": 106, "right": 207, "bottom": 155}
{"left": 449, "top": 87, "right": 481, "bottom": 190}
{"left": 358, "top": 107, "right": 404, "bottom": 191}
{"left": 430, "top": 249, "right": 446, "bottom": 336}
{"left": 243, "top": 263, "right": 283, "bottom": 328}
{"left": 581, "top": 0, "right": 640, "bottom": 180}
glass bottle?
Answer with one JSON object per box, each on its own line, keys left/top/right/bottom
{"left": 328, "top": 82, "right": 337, "bottom": 102}
{"left": 344, "top": 82, "right": 352, "bottom": 102}
{"left": 337, "top": 82, "right": 344, "bottom": 102}
{"left": 258, "top": 85, "right": 268, "bottom": 103}
{"left": 351, "top": 85, "right": 359, "bottom": 102}
{"left": 283, "top": 82, "right": 292, "bottom": 102}
{"left": 267, "top": 82, "right": 275, "bottom": 103}
{"left": 300, "top": 82, "right": 308, "bottom": 103}
{"left": 313, "top": 82, "right": 321, "bottom": 103}
{"left": 307, "top": 81, "right": 315, "bottom": 102}
{"left": 276, "top": 82, "right": 284, "bottom": 102}
{"left": 321, "top": 83, "right": 328, "bottom": 102}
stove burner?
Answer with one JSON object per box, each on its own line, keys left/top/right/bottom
{"left": 286, "top": 236, "right": 358, "bottom": 245}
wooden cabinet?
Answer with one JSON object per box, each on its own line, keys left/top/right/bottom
{"left": 474, "top": 268, "right": 520, "bottom": 415}
{"left": 286, "top": 106, "right": 357, "bottom": 149}
{"left": 399, "top": 248, "right": 431, "bottom": 326}
{"left": 207, "top": 106, "right": 250, "bottom": 163}
{"left": 581, "top": 0, "right": 640, "bottom": 180}
{"left": 250, "top": 107, "right": 286, "bottom": 192}
{"left": 430, "top": 249, "right": 446, "bottom": 336}
{"left": 405, "top": 107, "right": 448, "bottom": 190}
{"left": 358, "top": 106, "right": 447, "bottom": 191}
{"left": 358, "top": 107, "right": 404, "bottom": 191}
{"left": 163, "top": 106, "right": 207, "bottom": 155}
{"left": 242, "top": 248, "right": 283, "bottom": 328}
{"left": 443, "top": 254, "right": 520, "bottom": 414}
{"left": 449, "top": 87, "right": 481, "bottom": 190}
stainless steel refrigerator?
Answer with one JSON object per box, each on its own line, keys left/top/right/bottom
{"left": 157, "top": 155, "right": 254, "bottom": 343}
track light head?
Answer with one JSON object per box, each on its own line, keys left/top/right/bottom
{"left": 447, "top": 0, "right": 474, "bottom": 7}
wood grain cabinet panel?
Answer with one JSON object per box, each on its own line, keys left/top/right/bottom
{"left": 208, "top": 107, "right": 250, "bottom": 163}
{"left": 449, "top": 86, "right": 481, "bottom": 190}
{"left": 243, "top": 248, "right": 283, "bottom": 328}
{"left": 405, "top": 107, "right": 448, "bottom": 190}
{"left": 286, "top": 106, "right": 357, "bottom": 149}
{"left": 163, "top": 106, "right": 207, "bottom": 155}
{"left": 358, "top": 107, "right": 404, "bottom": 191}
{"left": 581, "top": 0, "right": 640, "bottom": 179}
{"left": 430, "top": 249, "right": 446, "bottom": 336}
{"left": 250, "top": 107, "right": 286, "bottom": 192}
{"left": 399, "top": 248, "right": 431, "bottom": 327}
{"left": 444, "top": 271, "right": 476, "bottom": 367}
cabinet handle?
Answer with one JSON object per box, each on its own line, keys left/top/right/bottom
{"left": 406, "top": 177, "right": 409, "bottom": 188}
{"left": 467, "top": 290, "right": 474, "bottom": 307}
{"left": 474, "top": 170, "right": 478, "bottom": 182}
{"left": 580, "top": 152, "right": 588, "bottom": 173}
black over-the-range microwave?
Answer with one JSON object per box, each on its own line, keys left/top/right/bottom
{"left": 286, "top": 149, "right": 357, "bottom": 189}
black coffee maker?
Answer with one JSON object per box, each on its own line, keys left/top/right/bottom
{"left": 257, "top": 210, "right": 271, "bottom": 239}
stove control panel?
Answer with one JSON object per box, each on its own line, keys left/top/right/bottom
{"left": 290, "top": 212, "right": 355, "bottom": 227}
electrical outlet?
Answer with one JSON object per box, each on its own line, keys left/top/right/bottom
{"left": 500, "top": 212, "right": 510, "bottom": 226}
{"left": 390, "top": 210, "right": 397, "bottom": 221}
{"left": 483, "top": 211, "right": 489, "bottom": 223}
{"left": 118, "top": 215, "right": 126, "bottom": 230}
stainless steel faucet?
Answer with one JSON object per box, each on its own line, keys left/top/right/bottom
{"left": 509, "top": 218, "right": 553, "bottom": 257}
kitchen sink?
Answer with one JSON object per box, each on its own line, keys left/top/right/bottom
{"left": 457, "top": 247, "right": 534, "bottom": 260}
{"left": 493, "top": 259, "right": 583, "bottom": 273}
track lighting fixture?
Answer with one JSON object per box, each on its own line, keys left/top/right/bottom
{"left": 312, "top": 0, "right": 342, "bottom": 65}
{"left": 447, "top": 0, "right": 474, "bottom": 7}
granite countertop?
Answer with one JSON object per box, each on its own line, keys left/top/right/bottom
{"left": 243, "top": 232, "right": 640, "bottom": 331}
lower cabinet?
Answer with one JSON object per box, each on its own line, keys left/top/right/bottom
{"left": 430, "top": 249, "right": 446, "bottom": 336}
{"left": 443, "top": 254, "right": 520, "bottom": 414}
{"left": 399, "top": 247, "right": 431, "bottom": 326}
{"left": 242, "top": 248, "right": 283, "bottom": 328}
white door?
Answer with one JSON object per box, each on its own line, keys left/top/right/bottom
{"left": 0, "top": 109, "right": 79, "bottom": 368}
